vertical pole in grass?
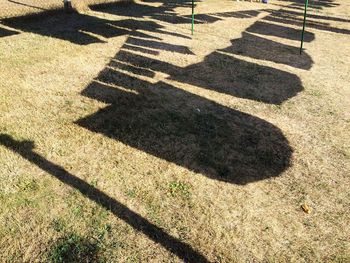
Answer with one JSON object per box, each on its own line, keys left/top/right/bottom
{"left": 300, "top": 0, "right": 309, "bottom": 54}
{"left": 191, "top": 0, "right": 195, "bottom": 35}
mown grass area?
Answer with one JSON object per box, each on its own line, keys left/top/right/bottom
{"left": 0, "top": 0, "right": 349, "bottom": 262}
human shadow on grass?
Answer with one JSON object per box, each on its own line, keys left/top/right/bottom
{"left": 0, "top": 134, "right": 209, "bottom": 263}
{"left": 75, "top": 48, "right": 293, "bottom": 184}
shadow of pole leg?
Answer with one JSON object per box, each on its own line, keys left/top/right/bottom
{"left": 64, "top": 0, "right": 73, "bottom": 13}
{"left": 0, "top": 134, "right": 209, "bottom": 262}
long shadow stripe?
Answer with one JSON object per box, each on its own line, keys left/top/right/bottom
{"left": 0, "top": 134, "right": 209, "bottom": 263}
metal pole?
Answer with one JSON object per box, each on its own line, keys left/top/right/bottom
{"left": 191, "top": 0, "right": 195, "bottom": 35}
{"left": 300, "top": 0, "right": 309, "bottom": 54}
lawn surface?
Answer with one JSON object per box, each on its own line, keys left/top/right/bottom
{"left": 0, "top": 0, "right": 349, "bottom": 262}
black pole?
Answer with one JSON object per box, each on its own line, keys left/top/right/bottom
{"left": 300, "top": 0, "right": 309, "bottom": 54}
{"left": 191, "top": 0, "right": 195, "bottom": 35}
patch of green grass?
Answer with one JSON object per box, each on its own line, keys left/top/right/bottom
{"left": 51, "top": 218, "right": 67, "bottom": 233}
{"left": 125, "top": 188, "right": 137, "bottom": 198}
{"left": 6, "top": 252, "right": 22, "bottom": 262}
{"left": 168, "top": 181, "right": 191, "bottom": 200}
{"left": 96, "top": 223, "right": 111, "bottom": 241}
{"left": 297, "top": 245, "right": 319, "bottom": 262}
{"left": 329, "top": 248, "right": 350, "bottom": 263}
{"left": 126, "top": 253, "right": 140, "bottom": 263}
{"left": 15, "top": 197, "right": 38, "bottom": 208}
{"left": 176, "top": 226, "right": 190, "bottom": 241}
{"left": 90, "top": 206, "right": 110, "bottom": 232}
{"left": 17, "top": 179, "right": 39, "bottom": 192}
{"left": 145, "top": 202, "right": 162, "bottom": 225}
{"left": 308, "top": 89, "right": 323, "bottom": 97}
{"left": 90, "top": 178, "right": 99, "bottom": 188}
{"left": 47, "top": 232, "right": 105, "bottom": 263}
{"left": 71, "top": 204, "right": 84, "bottom": 217}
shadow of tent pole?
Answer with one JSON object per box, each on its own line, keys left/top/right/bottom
{"left": 64, "top": 0, "right": 73, "bottom": 13}
{"left": 0, "top": 134, "right": 209, "bottom": 263}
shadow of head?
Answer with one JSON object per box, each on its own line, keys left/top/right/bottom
{"left": 76, "top": 67, "right": 293, "bottom": 185}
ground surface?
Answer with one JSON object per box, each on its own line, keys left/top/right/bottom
{"left": 0, "top": 0, "right": 349, "bottom": 262}
{"left": 0, "top": 0, "right": 128, "bottom": 18}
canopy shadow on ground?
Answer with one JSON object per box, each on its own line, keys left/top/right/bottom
{"left": 264, "top": 11, "right": 350, "bottom": 35}
{"left": 226, "top": 32, "right": 313, "bottom": 70}
{"left": 1, "top": 11, "right": 192, "bottom": 45}
{"left": 273, "top": 9, "right": 350, "bottom": 23}
{"left": 280, "top": 0, "right": 340, "bottom": 9}
{"left": 113, "top": 42, "right": 305, "bottom": 103}
{"left": 170, "top": 51, "right": 304, "bottom": 103}
{"left": 0, "top": 134, "right": 209, "bottom": 263}
{"left": 90, "top": 0, "right": 264, "bottom": 25}
{"left": 91, "top": 0, "right": 222, "bottom": 25}
{"left": 75, "top": 45, "right": 294, "bottom": 184}
{"left": 2, "top": 1, "right": 315, "bottom": 49}
{"left": 246, "top": 21, "right": 315, "bottom": 42}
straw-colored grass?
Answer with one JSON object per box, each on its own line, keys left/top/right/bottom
{"left": 0, "top": 0, "right": 349, "bottom": 262}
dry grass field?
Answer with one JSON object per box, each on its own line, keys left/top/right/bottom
{"left": 0, "top": 0, "right": 130, "bottom": 18}
{"left": 0, "top": 0, "right": 349, "bottom": 262}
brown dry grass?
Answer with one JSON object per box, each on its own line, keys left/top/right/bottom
{"left": 0, "top": 0, "right": 349, "bottom": 262}
{"left": 0, "top": 0, "right": 131, "bottom": 18}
